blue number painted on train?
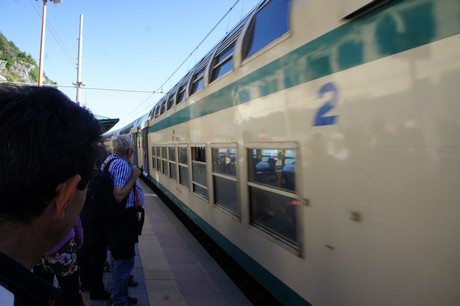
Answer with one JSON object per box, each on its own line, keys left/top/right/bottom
{"left": 313, "top": 82, "right": 338, "bottom": 126}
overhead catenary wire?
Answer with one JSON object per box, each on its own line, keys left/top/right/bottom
{"left": 154, "top": 0, "right": 242, "bottom": 93}
{"left": 107, "top": 0, "right": 248, "bottom": 128}
{"left": 26, "top": 0, "right": 254, "bottom": 129}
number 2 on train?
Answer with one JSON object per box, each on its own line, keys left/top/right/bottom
{"left": 313, "top": 82, "right": 338, "bottom": 126}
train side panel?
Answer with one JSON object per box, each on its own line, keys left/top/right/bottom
{"left": 137, "top": 0, "right": 460, "bottom": 305}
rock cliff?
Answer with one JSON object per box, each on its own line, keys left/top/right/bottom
{"left": 0, "top": 31, "right": 55, "bottom": 85}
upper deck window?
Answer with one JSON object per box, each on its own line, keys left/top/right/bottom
{"left": 154, "top": 104, "right": 161, "bottom": 118}
{"left": 167, "top": 94, "right": 175, "bottom": 111}
{"left": 190, "top": 67, "right": 205, "bottom": 95}
{"left": 160, "top": 99, "right": 167, "bottom": 115}
{"left": 176, "top": 84, "right": 187, "bottom": 104}
{"left": 211, "top": 45, "right": 235, "bottom": 82}
{"left": 243, "top": 0, "right": 290, "bottom": 59}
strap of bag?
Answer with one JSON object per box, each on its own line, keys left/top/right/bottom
{"left": 105, "top": 156, "right": 137, "bottom": 206}
{"left": 103, "top": 157, "right": 116, "bottom": 171}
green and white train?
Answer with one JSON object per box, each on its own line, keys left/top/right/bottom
{"left": 108, "top": 0, "right": 460, "bottom": 304}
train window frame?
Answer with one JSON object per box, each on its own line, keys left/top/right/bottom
{"left": 245, "top": 142, "right": 301, "bottom": 254}
{"left": 189, "top": 67, "right": 205, "bottom": 96}
{"left": 155, "top": 145, "right": 161, "bottom": 173}
{"left": 168, "top": 145, "right": 177, "bottom": 182}
{"left": 166, "top": 94, "right": 175, "bottom": 111}
{"left": 242, "top": 0, "right": 291, "bottom": 61}
{"left": 211, "top": 143, "right": 239, "bottom": 216}
{"left": 148, "top": 106, "right": 156, "bottom": 120}
{"left": 154, "top": 104, "right": 161, "bottom": 118}
{"left": 210, "top": 20, "right": 246, "bottom": 83}
{"left": 177, "top": 144, "right": 190, "bottom": 190}
{"left": 188, "top": 53, "right": 214, "bottom": 97}
{"left": 160, "top": 99, "right": 167, "bottom": 115}
{"left": 151, "top": 145, "right": 156, "bottom": 171}
{"left": 191, "top": 145, "right": 208, "bottom": 201}
{"left": 176, "top": 85, "right": 187, "bottom": 105}
{"left": 210, "top": 43, "right": 235, "bottom": 83}
{"left": 161, "top": 145, "right": 168, "bottom": 176}
{"left": 175, "top": 71, "right": 192, "bottom": 105}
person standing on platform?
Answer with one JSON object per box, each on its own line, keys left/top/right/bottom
{"left": 79, "top": 145, "right": 111, "bottom": 300}
{"left": 34, "top": 217, "right": 85, "bottom": 306}
{"left": 0, "top": 84, "right": 101, "bottom": 306}
{"left": 102, "top": 135, "right": 144, "bottom": 306}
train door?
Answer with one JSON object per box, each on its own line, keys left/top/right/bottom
{"left": 131, "top": 133, "right": 138, "bottom": 166}
{"left": 142, "top": 128, "right": 149, "bottom": 177}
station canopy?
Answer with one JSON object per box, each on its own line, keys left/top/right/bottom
{"left": 95, "top": 114, "right": 119, "bottom": 134}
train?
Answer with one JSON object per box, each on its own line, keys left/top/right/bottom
{"left": 104, "top": 0, "right": 460, "bottom": 305}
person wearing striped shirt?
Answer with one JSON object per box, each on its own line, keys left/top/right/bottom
{"left": 102, "top": 135, "right": 143, "bottom": 306}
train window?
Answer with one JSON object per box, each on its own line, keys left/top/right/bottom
{"left": 154, "top": 104, "right": 161, "bottom": 118}
{"left": 160, "top": 100, "right": 167, "bottom": 115}
{"left": 210, "top": 22, "right": 244, "bottom": 83}
{"left": 168, "top": 145, "right": 177, "bottom": 181}
{"left": 148, "top": 107, "right": 155, "bottom": 120}
{"left": 155, "top": 146, "right": 161, "bottom": 173}
{"left": 211, "top": 44, "right": 235, "bottom": 83}
{"left": 178, "top": 145, "right": 189, "bottom": 189}
{"left": 161, "top": 145, "right": 168, "bottom": 176}
{"left": 243, "top": 0, "right": 290, "bottom": 60}
{"left": 191, "top": 146, "right": 208, "bottom": 199}
{"left": 190, "top": 68, "right": 205, "bottom": 95}
{"left": 247, "top": 148, "right": 299, "bottom": 247}
{"left": 167, "top": 94, "right": 175, "bottom": 111}
{"left": 151, "top": 146, "right": 156, "bottom": 170}
{"left": 211, "top": 146, "right": 238, "bottom": 215}
{"left": 176, "top": 84, "right": 187, "bottom": 105}
{"left": 248, "top": 149, "right": 296, "bottom": 192}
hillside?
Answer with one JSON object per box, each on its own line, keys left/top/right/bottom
{"left": 0, "top": 31, "right": 56, "bottom": 85}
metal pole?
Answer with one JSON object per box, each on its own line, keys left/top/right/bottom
{"left": 37, "top": 0, "right": 47, "bottom": 86}
{"left": 76, "top": 14, "right": 84, "bottom": 105}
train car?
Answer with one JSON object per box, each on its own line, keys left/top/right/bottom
{"left": 118, "top": 0, "right": 460, "bottom": 305}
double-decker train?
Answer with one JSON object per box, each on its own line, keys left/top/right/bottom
{"left": 105, "top": 0, "right": 460, "bottom": 304}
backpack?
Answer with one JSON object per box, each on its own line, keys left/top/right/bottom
{"left": 84, "top": 158, "right": 125, "bottom": 220}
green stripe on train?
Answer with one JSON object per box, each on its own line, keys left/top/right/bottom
{"left": 149, "top": 0, "right": 458, "bottom": 134}
{"left": 148, "top": 176, "right": 312, "bottom": 306}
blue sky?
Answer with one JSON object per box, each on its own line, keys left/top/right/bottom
{"left": 0, "top": 0, "right": 261, "bottom": 130}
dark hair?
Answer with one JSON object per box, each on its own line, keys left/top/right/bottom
{"left": 95, "top": 144, "right": 109, "bottom": 169}
{"left": 0, "top": 84, "right": 102, "bottom": 223}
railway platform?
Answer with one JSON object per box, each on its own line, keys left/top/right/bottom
{"left": 82, "top": 180, "right": 252, "bottom": 306}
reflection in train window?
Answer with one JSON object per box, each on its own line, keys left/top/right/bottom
{"left": 161, "top": 145, "right": 168, "bottom": 176}
{"left": 192, "top": 146, "right": 208, "bottom": 199}
{"left": 211, "top": 44, "right": 235, "bottom": 82}
{"left": 176, "top": 84, "right": 187, "bottom": 104}
{"left": 178, "top": 145, "right": 189, "bottom": 189}
{"left": 190, "top": 67, "right": 205, "bottom": 95}
{"left": 248, "top": 149, "right": 296, "bottom": 192}
{"left": 212, "top": 147, "right": 238, "bottom": 215}
{"left": 168, "top": 145, "right": 177, "bottom": 181}
{"left": 247, "top": 148, "right": 298, "bottom": 248}
{"left": 243, "top": 0, "right": 290, "bottom": 59}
